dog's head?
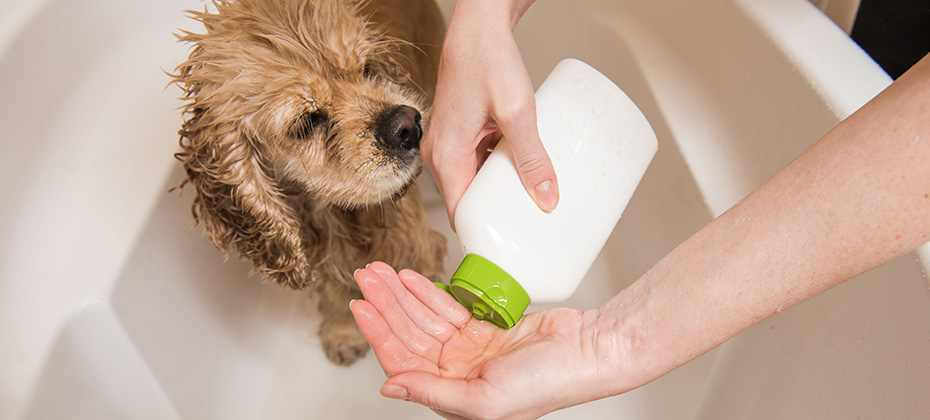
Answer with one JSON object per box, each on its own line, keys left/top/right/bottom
{"left": 173, "top": 0, "right": 431, "bottom": 289}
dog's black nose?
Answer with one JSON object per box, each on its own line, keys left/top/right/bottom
{"left": 375, "top": 105, "right": 422, "bottom": 151}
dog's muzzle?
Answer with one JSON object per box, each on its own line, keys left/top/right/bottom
{"left": 375, "top": 105, "right": 422, "bottom": 152}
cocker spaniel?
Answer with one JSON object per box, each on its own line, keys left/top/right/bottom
{"left": 172, "top": 0, "right": 447, "bottom": 365}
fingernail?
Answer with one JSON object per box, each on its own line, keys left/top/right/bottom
{"left": 381, "top": 384, "right": 409, "bottom": 401}
{"left": 533, "top": 180, "right": 559, "bottom": 212}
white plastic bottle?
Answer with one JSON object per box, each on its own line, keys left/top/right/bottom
{"left": 445, "top": 58, "right": 658, "bottom": 329}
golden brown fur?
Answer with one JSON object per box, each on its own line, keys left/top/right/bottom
{"left": 172, "top": 0, "right": 446, "bottom": 365}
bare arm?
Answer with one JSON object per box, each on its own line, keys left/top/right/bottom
{"left": 588, "top": 54, "right": 930, "bottom": 397}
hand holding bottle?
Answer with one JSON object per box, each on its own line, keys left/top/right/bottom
{"left": 420, "top": 0, "right": 558, "bottom": 228}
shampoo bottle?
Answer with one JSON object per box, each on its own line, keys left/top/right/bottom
{"left": 445, "top": 58, "right": 658, "bottom": 328}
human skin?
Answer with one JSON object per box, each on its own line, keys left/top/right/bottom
{"left": 420, "top": 0, "right": 557, "bottom": 229}
{"left": 351, "top": 53, "right": 930, "bottom": 420}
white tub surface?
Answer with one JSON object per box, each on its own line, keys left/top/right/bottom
{"left": 2, "top": 0, "right": 928, "bottom": 419}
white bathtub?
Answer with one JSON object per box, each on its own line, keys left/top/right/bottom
{"left": 2, "top": 0, "right": 928, "bottom": 418}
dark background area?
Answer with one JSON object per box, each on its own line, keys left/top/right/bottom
{"left": 851, "top": 0, "right": 930, "bottom": 79}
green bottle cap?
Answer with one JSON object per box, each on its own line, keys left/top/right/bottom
{"left": 449, "top": 254, "right": 530, "bottom": 329}
{"left": 433, "top": 281, "right": 451, "bottom": 294}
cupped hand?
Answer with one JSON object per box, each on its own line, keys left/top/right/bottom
{"left": 350, "top": 262, "right": 599, "bottom": 420}
{"left": 420, "top": 0, "right": 558, "bottom": 229}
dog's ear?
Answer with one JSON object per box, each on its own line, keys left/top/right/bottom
{"left": 176, "top": 112, "right": 312, "bottom": 290}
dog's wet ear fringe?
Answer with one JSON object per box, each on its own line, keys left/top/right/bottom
{"left": 171, "top": 16, "right": 316, "bottom": 291}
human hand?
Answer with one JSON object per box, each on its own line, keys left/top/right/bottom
{"left": 350, "top": 262, "right": 609, "bottom": 420}
{"left": 420, "top": 0, "right": 558, "bottom": 229}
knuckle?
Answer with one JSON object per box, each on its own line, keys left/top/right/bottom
{"left": 496, "top": 97, "right": 535, "bottom": 127}
{"left": 516, "top": 154, "right": 551, "bottom": 179}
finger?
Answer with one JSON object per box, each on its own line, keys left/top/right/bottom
{"left": 497, "top": 106, "right": 559, "bottom": 212}
{"left": 355, "top": 266, "right": 443, "bottom": 361}
{"left": 349, "top": 299, "right": 405, "bottom": 374}
{"left": 350, "top": 299, "right": 439, "bottom": 378}
{"left": 422, "top": 130, "right": 481, "bottom": 230}
{"left": 397, "top": 269, "right": 472, "bottom": 330}
{"left": 421, "top": 85, "right": 494, "bottom": 229}
{"left": 368, "top": 262, "right": 463, "bottom": 341}
{"left": 383, "top": 372, "right": 495, "bottom": 419}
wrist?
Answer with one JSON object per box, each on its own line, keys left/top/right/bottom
{"left": 577, "top": 283, "right": 673, "bottom": 399}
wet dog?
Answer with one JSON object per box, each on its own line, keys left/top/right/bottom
{"left": 172, "top": 0, "right": 447, "bottom": 365}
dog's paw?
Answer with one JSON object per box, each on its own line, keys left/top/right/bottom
{"left": 319, "top": 320, "right": 370, "bottom": 366}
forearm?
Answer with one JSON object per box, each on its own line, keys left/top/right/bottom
{"left": 587, "top": 54, "right": 930, "bottom": 397}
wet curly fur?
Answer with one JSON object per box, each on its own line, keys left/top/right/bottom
{"left": 172, "top": 0, "right": 447, "bottom": 365}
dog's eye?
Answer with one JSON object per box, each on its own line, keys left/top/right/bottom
{"left": 291, "top": 110, "right": 329, "bottom": 140}
{"left": 363, "top": 63, "right": 373, "bottom": 79}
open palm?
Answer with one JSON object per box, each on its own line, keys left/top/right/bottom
{"left": 351, "top": 262, "right": 598, "bottom": 420}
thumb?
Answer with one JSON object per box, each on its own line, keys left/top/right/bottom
{"left": 382, "top": 372, "right": 491, "bottom": 418}
{"left": 499, "top": 109, "right": 559, "bottom": 212}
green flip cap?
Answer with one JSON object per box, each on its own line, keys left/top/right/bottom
{"left": 445, "top": 254, "right": 530, "bottom": 329}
